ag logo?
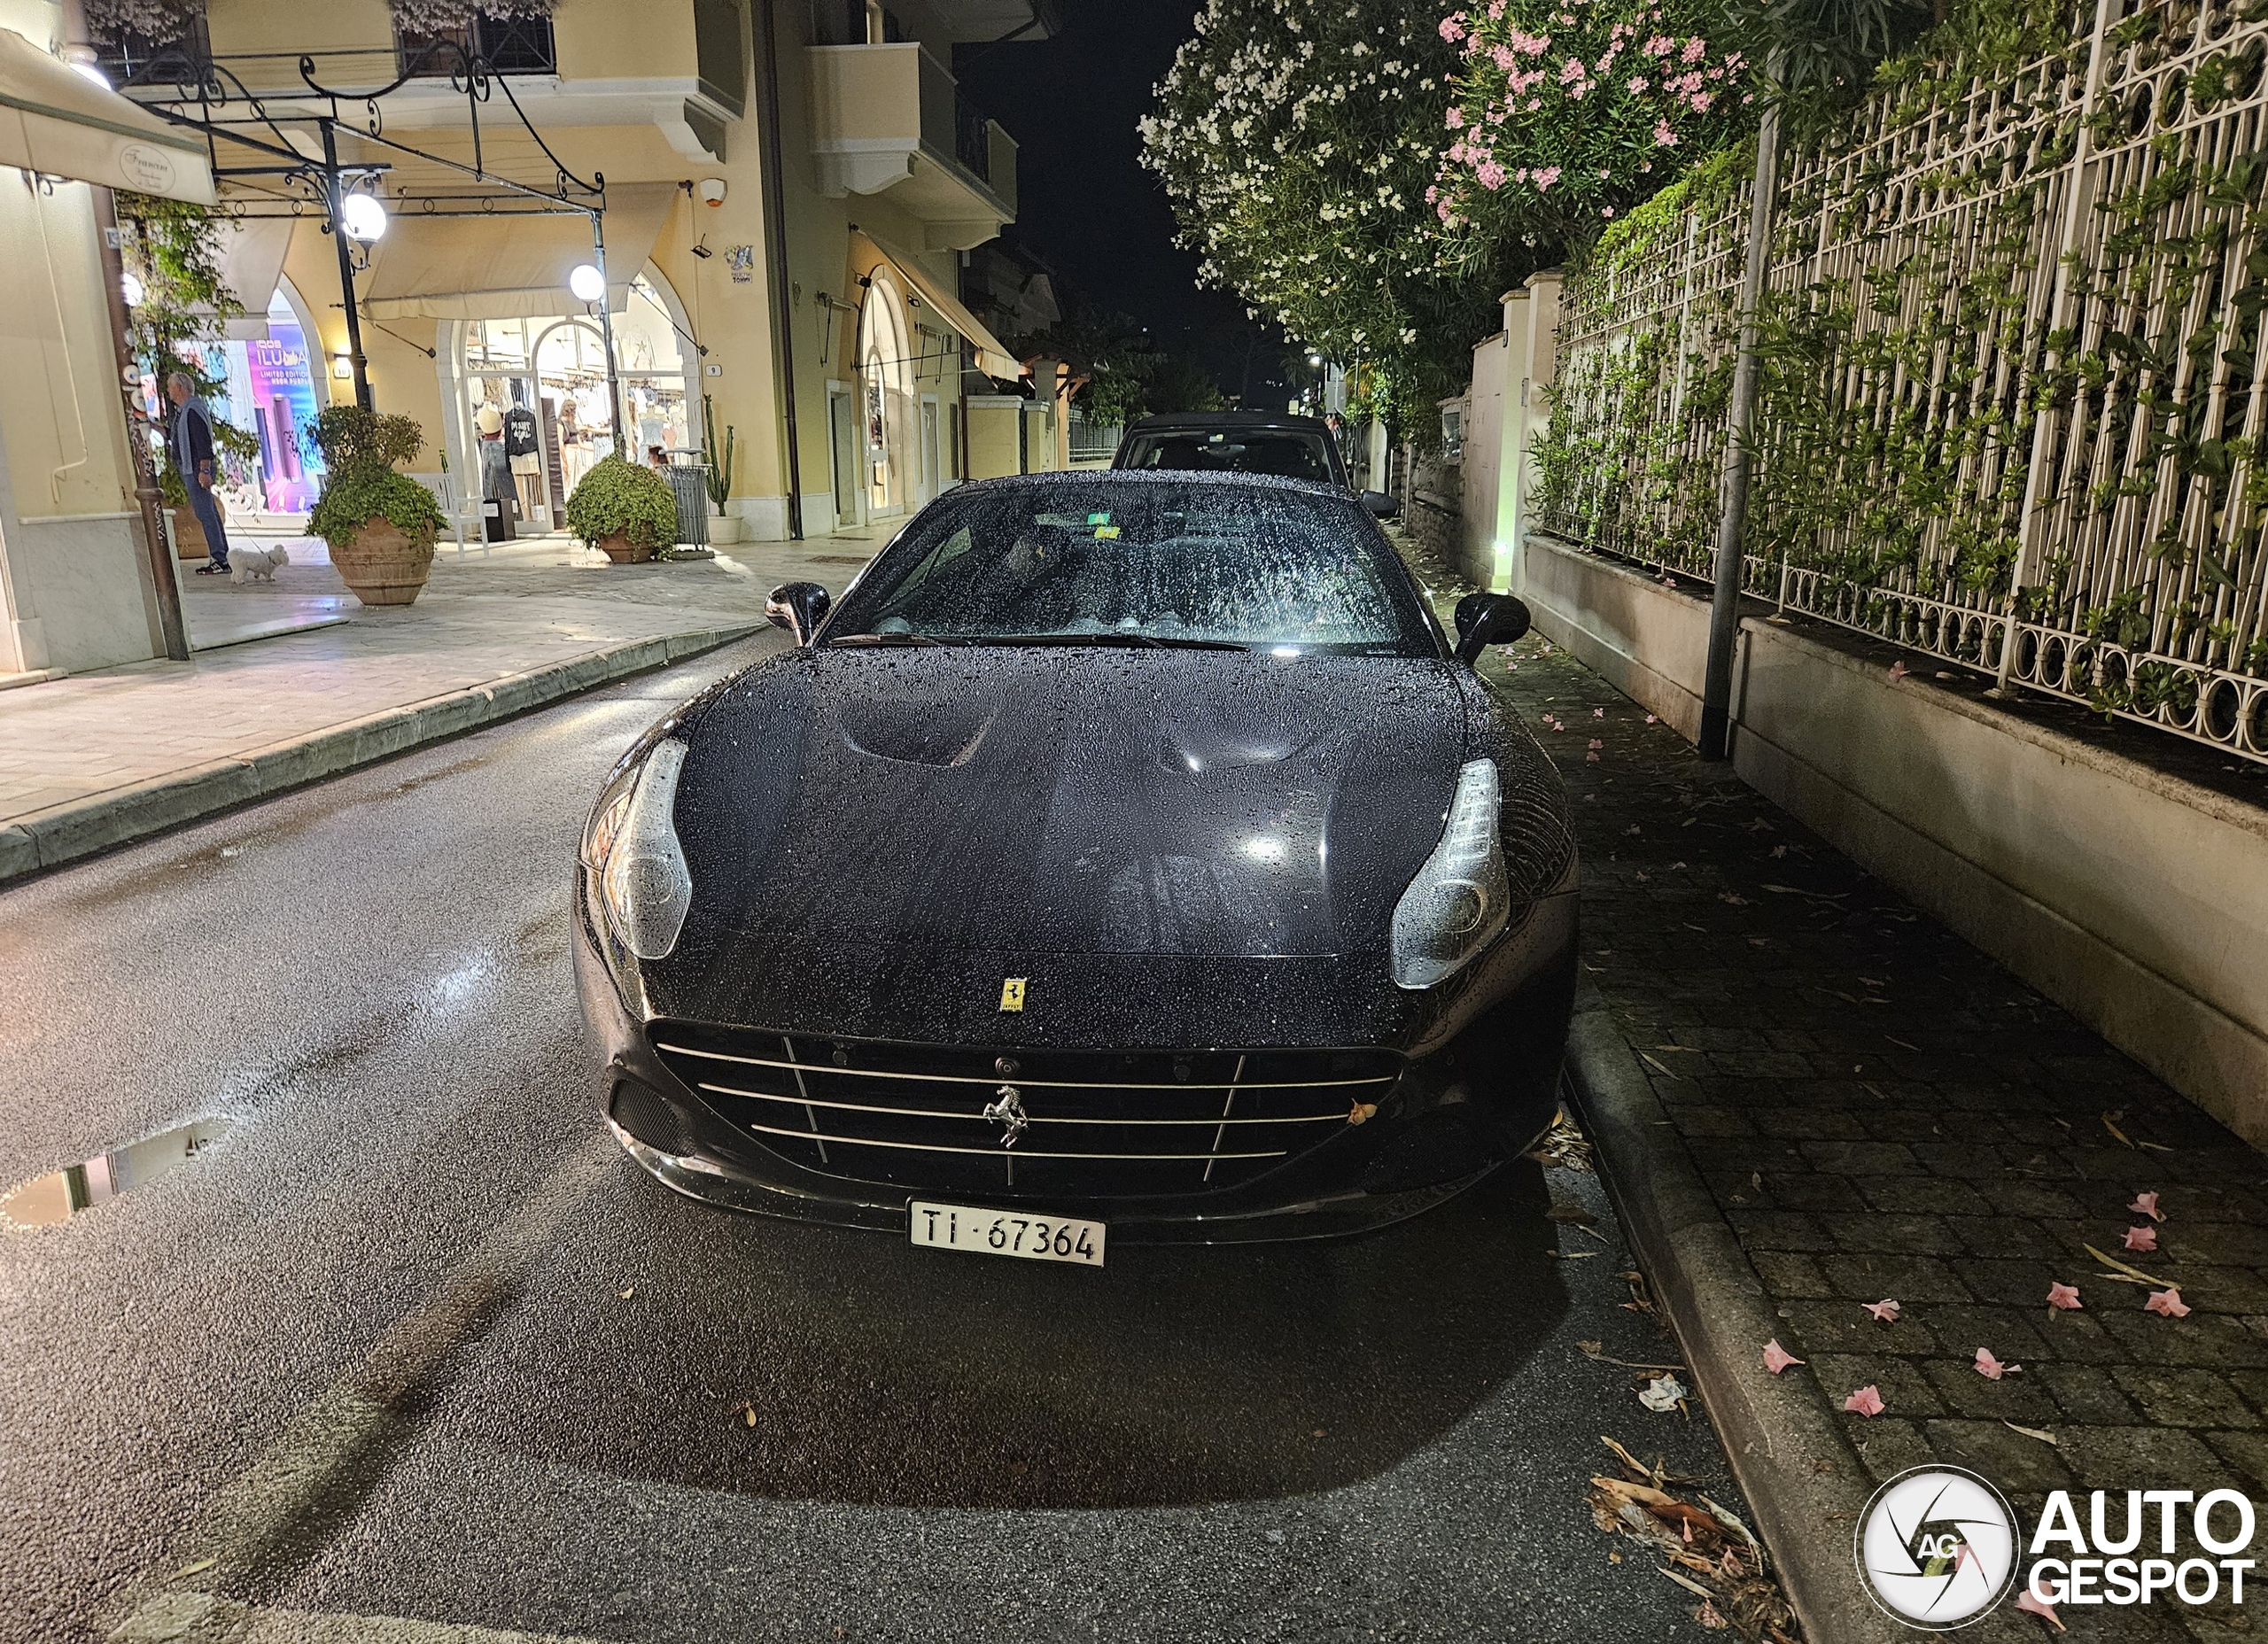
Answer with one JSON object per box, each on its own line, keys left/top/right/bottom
{"left": 1855, "top": 1467, "right": 2019, "bottom": 1629}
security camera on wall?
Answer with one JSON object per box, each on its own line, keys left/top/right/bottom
{"left": 698, "top": 178, "right": 726, "bottom": 207}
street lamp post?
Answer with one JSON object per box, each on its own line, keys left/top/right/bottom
{"left": 584, "top": 207, "right": 626, "bottom": 461}
{"left": 322, "top": 120, "right": 374, "bottom": 411}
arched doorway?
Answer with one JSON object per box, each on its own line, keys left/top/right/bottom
{"left": 860, "top": 269, "right": 917, "bottom": 519}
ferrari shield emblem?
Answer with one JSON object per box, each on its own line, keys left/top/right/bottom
{"left": 998, "top": 977, "right": 1028, "bottom": 1012}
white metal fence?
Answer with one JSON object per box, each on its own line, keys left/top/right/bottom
{"left": 1538, "top": 0, "right": 2268, "bottom": 764}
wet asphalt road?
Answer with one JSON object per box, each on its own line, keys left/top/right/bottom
{"left": 0, "top": 636, "right": 1749, "bottom": 1644}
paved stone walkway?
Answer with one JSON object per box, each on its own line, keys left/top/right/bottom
{"left": 1396, "top": 537, "right": 2268, "bottom": 1640}
{"left": 0, "top": 531, "right": 877, "bottom": 828}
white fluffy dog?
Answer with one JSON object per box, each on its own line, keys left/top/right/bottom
{"left": 229, "top": 543, "right": 289, "bottom": 584}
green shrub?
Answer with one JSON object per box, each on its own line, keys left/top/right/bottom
{"left": 307, "top": 465, "right": 446, "bottom": 549}
{"left": 301, "top": 405, "right": 443, "bottom": 548}
{"left": 565, "top": 455, "right": 679, "bottom": 549}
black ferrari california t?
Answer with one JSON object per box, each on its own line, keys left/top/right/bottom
{"left": 575, "top": 470, "right": 1578, "bottom": 1259}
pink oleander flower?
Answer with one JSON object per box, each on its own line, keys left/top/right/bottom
{"left": 1845, "top": 1385, "right": 1885, "bottom": 1417}
{"left": 1689, "top": 91, "right": 1713, "bottom": 112}
{"left": 2130, "top": 1190, "right": 2163, "bottom": 1221}
{"left": 1571, "top": 82, "right": 1589, "bottom": 99}
{"left": 1975, "top": 1347, "right": 2018, "bottom": 1380}
{"left": 1475, "top": 159, "right": 1507, "bottom": 190}
{"left": 1493, "top": 43, "right": 1518, "bottom": 70}
{"left": 1644, "top": 34, "right": 1673, "bottom": 55}
{"left": 1628, "top": 75, "right": 1649, "bottom": 92}
{"left": 2015, "top": 1588, "right": 2063, "bottom": 1629}
{"left": 1446, "top": 105, "right": 1465, "bottom": 128}
{"left": 1682, "top": 36, "right": 1706, "bottom": 61}
{"left": 1532, "top": 164, "right": 1560, "bottom": 190}
{"left": 1653, "top": 120, "right": 1678, "bottom": 146}
{"left": 1763, "top": 1339, "right": 1803, "bottom": 1374}
{"left": 1440, "top": 16, "right": 1467, "bottom": 43}
{"left": 1559, "top": 56, "right": 1588, "bottom": 82}
{"left": 1436, "top": 199, "right": 1454, "bottom": 221}
{"left": 2124, "top": 1224, "right": 2158, "bottom": 1252}
{"left": 1864, "top": 1299, "right": 1900, "bottom": 1322}
{"left": 1601, "top": 205, "right": 1613, "bottom": 215}
{"left": 2147, "top": 1289, "right": 2193, "bottom": 1318}
{"left": 2047, "top": 1282, "right": 2083, "bottom": 1310}
{"left": 1425, "top": 184, "right": 1440, "bottom": 204}
{"left": 1488, "top": 0, "right": 1506, "bottom": 14}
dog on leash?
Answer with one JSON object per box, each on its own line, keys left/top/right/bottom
{"left": 229, "top": 544, "right": 289, "bottom": 584}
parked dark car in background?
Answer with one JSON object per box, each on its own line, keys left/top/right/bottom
{"left": 576, "top": 471, "right": 1575, "bottom": 1260}
{"left": 1115, "top": 411, "right": 1401, "bottom": 519}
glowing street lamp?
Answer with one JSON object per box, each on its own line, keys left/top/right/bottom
{"left": 338, "top": 191, "right": 388, "bottom": 243}
{"left": 568, "top": 263, "right": 606, "bottom": 303}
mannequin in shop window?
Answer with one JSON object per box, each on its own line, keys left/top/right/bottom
{"left": 477, "top": 400, "right": 515, "bottom": 540}
{"left": 502, "top": 401, "right": 542, "bottom": 523}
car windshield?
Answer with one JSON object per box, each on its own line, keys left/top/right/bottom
{"left": 1120, "top": 431, "right": 1336, "bottom": 482}
{"left": 824, "top": 481, "right": 1433, "bottom": 655}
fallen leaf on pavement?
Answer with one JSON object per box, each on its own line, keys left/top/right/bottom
{"left": 619, "top": 1287, "right": 635, "bottom": 1299}
{"left": 1640, "top": 1051, "right": 1675, "bottom": 1076}
{"left": 1762, "top": 1340, "right": 1803, "bottom": 1375}
{"left": 1579, "top": 1342, "right": 1686, "bottom": 1372}
{"left": 1864, "top": 1299, "right": 1901, "bottom": 1323}
{"left": 174, "top": 1557, "right": 217, "bottom": 1578}
{"left": 2102, "top": 1112, "right": 2137, "bottom": 1149}
{"left": 1975, "top": 1347, "right": 2018, "bottom": 1380}
{"left": 2004, "top": 1421, "right": 2059, "bottom": 1445}
{"left": 2129, "top": 1190, "right": 2164, "bottom": 1221}
{"left": 2015, "top": 1586, "right": 2065, "bottom": 1629}
{"left": 2146, "top": 1289, "right": 2193, "bottom": 1318}
{"left": 1844, "top": 1385, "right": 1885, "bottom": 1417}
{"left": 2047, "top": 1283, "right": 2083, "bottom": 1310}
{"left": 2123, "top": 1225, "right": 2158, "bottom": 1253}
{"left": 2085, "top": 1244, "right": 2175, "bottom": 1286}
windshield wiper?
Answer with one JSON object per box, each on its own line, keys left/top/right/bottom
{"left": 964, "top": 632, "right": 1249, "bottom": 652}
{"left": 832, "top": 630, "right": 962, "bottom": 648}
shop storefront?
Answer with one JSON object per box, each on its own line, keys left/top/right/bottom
{"left": 450, "top": 272, "right": 691, "bottom": 532}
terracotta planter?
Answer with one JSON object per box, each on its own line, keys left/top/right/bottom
{"left": 595, "top": 533, "right": 657, "bottom": 564}
{"left": 331, "top": 519, "right": 437, "bottom": 606}
{"left": 170, "top": 505, "right": 206, "bottom": 561}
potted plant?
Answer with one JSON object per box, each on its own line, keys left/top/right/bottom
{"left": 703, "top": 393, "right": 742, "bottom": 544}
{"left": 306, "top": 406, "right": 447, "bottom": 606}
{"left": 565, "top": 454, "right": 678, "bottom": 563}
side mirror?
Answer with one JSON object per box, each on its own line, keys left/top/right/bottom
{"left": 1452, "top": 592, "right": 1531, "bottom": 664}
{"left": 765, "top": 581, "right": 831, "bottom": 645}
{"left": 1360, "top": 489, "right": 1401, "bottom": 519}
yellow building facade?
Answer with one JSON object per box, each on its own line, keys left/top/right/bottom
{"left": 0, "top": 0, "right": 1045, "bottom": 678}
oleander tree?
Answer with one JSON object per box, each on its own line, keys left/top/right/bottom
{"left": 1427, "top": 1, "right": 1757, "bottom": 260}
{"left": 1139, "top": 0, "right": 1527, "bottom": 431}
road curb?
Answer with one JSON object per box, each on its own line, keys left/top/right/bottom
{"left": 0, "top": 624, "right": 761, "bottom": 889}
{"left": 1562, "top": 988, "right": 1905, "bottom": 1644}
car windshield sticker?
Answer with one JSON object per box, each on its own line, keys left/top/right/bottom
{"left": 1086, "top": 512, "right": 1110, "bottom": 525}
{"left": 1094, "top": 525, "right": 1121, "bottom": 539}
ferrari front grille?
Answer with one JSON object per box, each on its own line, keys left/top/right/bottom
{"left": 646, "top": 1024, "right": 1402, "bottom": 1198}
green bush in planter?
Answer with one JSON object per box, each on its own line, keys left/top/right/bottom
{"left": 566, "top": 455, "right": 679, "bottom": 550}
{"left": 303, "top": 405, "right": 446, "bottom": 549}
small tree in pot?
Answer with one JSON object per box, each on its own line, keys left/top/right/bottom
{"left": 307, "top": 407, "right": 447, "bottom": 606}
{"left": 565, "top": 455, "right": 678, "bottom": 563}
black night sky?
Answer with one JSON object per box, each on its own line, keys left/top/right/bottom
{"left": 954, "top": 0, "right": 1293, "bottom": 407}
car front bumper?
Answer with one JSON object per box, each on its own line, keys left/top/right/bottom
{"left": 574, "top": 889, "right": 1578, "bottom": 1245}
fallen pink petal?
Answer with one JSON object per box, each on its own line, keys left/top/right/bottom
{"left": 1644, "top": 714, "right": 1658, "bottom": 724}
{"left": 1762, "top": 1339, "right": 1803, "bottom": 1374}
{"left": 1843, "top": 1385, "right": 1884, "bottom": 1417}
{"left": 1863, "top": 1299, "right": 1900, "bottom": 1322}
{"left": 2047, "top": 1283, "right": 2083, "bottom": 1310}
{"left": 1889, "top": 660, "right": 1910, "bottom": 680}
{"left": 2129, "top": 1190, "right": 2164, "bottom": 1221}
{"left": 1588, "top": 738, "right": 1604, "bottom": 750}
{"left": 2014, "top": 1587, "right": 2064, "bottom": 1629}
{"left": 2146, "top": 1289, "right": 2192, "bottom": 1318}
{"left": 1592, "top": 708, "right": 1604, "bottom": 717}
{"left": 1974, "top": 1347, "right": 2016, "bottom": 1380}
{"left": 2123, "top": 1224, "right": 2158, "bottom": 1253}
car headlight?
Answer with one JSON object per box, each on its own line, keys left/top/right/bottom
{"left": 579, "top": 739, "right": 694, "bottom": 961}
{"left": 1390, "top": 758, "right": 1510, "bottom": 989}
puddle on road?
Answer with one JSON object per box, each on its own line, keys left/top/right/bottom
{"left": 1, "top": 1118, "right": 234, "bottom": 1229}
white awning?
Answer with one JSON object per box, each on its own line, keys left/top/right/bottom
{"left": 357, "top": 182, "right": 678, "bottom": 322}
{"left": 199, "top": 216, "right": 295, "bottom": 338}
{"left": 853, "top": 227, "right": 1024, "bottom": 382}
{"left": 0, "top": 27, "right": 214, "bottom": 204}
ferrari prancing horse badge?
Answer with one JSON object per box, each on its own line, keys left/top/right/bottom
{"left": 998, "top": 977, "right": 1028, "bottom": 1012}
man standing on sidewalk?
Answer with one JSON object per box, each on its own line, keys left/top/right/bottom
{"left": 166, "top": 372, "right": 229, "bottom": 577}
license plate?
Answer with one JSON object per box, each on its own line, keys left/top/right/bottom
{"left": 908, "top": 1200, "right": 1106, "bottom": 1267}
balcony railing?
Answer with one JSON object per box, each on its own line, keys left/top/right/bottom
{"left": 953, "top": 89, "right": 989, "bottom": 182}
{"left": 93, "top": 18, "right": 212, "bottom": 89}
{"left": 397, "top": 17, "right": 557, "bottom": 78}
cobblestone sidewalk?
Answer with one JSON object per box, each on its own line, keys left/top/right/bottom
{"left": 1399, "top": 539, "right": 2268, "bottom": 1640}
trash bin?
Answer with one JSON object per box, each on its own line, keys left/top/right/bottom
{"left": 664, "top": 460, "right": 708, "bottom": 549}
